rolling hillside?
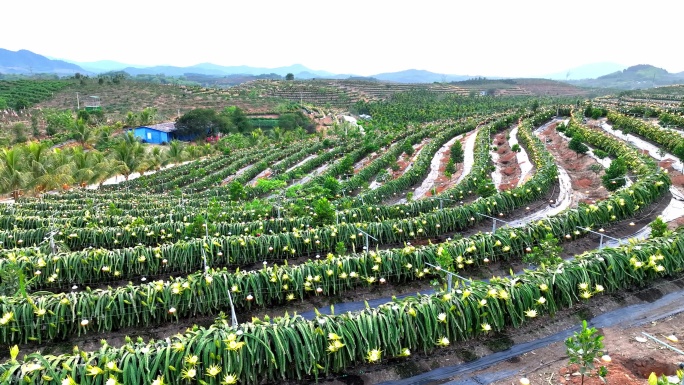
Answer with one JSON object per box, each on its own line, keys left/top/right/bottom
{"left": 25, "top": 77, "right": 591, "bottom": 124}
{"left": 570, "top": 64, "right": 684, "bottom": 89}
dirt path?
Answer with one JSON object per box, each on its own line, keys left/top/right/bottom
{"left": 415, "top": 132, "right": 470, "bottom": 199}
{"left": 509, "top": 126, "right": 534, "bottom": 187}
{"left": 456, "top": 127, "right": 479, "bottom": 185}
{"left": 286, "top": 154, "right": 318, "bottom": 174}
{"left": 292, "top": 163, "right": 330, "bottom": 186}
{"left": 86, "top": 160, "right": 194, "bottom": 189}
{"left": 591, "top": 119, "right": 684, "bottom": 230}
{"left": 248, "top": 168, "right": 272, "bottom": 186}
{"left": 539, "top": 122, "right": 610, "bottom": 205}
{"left": 489, "top": 294, "right": 684, "bottom": 385}
{"left": 492, "top": 129, "right": 522, "bottom": 191}
{"left": 352, "top": 149, "right": 383, "bottom": 174}
{"left": 385, "top": 139, "right": 431, "bottom": 204}
{"left": 221, "top": 163, "right": 252, "bottom": 185}
{"left": 394, "top": 139, "right": 429, "bottom": 178}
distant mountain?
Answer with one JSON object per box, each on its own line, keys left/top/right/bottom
{"left": 118, "top": 62, "right": 334, "bottom": 79}
{"left": 9, "top": 48, "right": 682, "bottom": 91}
{"left": 569, "top": 64, "right": 684, "bottom": 89}
{"left": 0, "top": 48, "right": 84, "bottom": 75}
{"left": 296, "top": 71, "right": 326, "bottom": 79}
{"left": 183, "top": 73, "right": 282, "bottom": 87}
{"left": 373, "top": 69, "right": 471, "bottom": 83}
{"left": 116, "top": 64, "right": 471, "bottom": 83}
{"left": 545, "top": 62, "right": 626, "bottom": 80}
{"left": 67, "top": 60, "right": 132, "bottom": 73}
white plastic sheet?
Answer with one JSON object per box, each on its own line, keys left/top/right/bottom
{"left": 413, "top": 134, "right": 462, "bottom": 200}
{"left": 508, "top": 126, "right": 533, "bottom": 187}
{"left": 456, "top": 129, "right": 478, "bottom": 185}
{"left": 507, "top": 165, "right": 573, "bottom": 227}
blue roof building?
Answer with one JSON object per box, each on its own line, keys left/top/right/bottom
{"left": 131, "top": 122, "right": 178, "bottom": 144}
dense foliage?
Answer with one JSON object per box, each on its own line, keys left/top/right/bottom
{"left": 175, "top": 108, "right": 231, "bottom": 139}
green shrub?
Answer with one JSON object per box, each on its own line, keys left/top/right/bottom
{"left": 445, "top": 159, "right": 456, "bottom": 175}
{"left": 649, "top": 216, "right": 669, "bottom": 238}
{"left": 565, "top": 320, "right": 607, "bottom": 385}
{"left": 592, "top": 149, "right": 608, "bottom": 159}
{"left": 602, "top": 157, "right": 627, "bottom": 191}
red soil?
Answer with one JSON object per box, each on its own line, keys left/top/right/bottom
{"left": 494, "top": 131, "right": 522, "bottom": 191}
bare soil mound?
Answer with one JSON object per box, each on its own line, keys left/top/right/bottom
{"left": 540, "top": 123, "right": 609, "bottom": 205}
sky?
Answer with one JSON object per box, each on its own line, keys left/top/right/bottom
{"left": 3, "top": 0, "right": 682, "bottom": 77}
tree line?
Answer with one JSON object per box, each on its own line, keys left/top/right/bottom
{"left": 174, "top": 107, "right": 315, "bottom": 139}
{"left": 0, "top": 133, "right": 211, "bottom": 200}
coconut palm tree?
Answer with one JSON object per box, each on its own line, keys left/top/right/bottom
{"left": 34, "top": 148, "right": 75, "bottom": 192}
{"left": 271, "top": 126, "right": 283, "bottom": 142}
{"left": 70, "top": 118, "right": 96, "bottom": 148}
{"left": 0, "top": 148, "right": 29, "bottom": 200}
{"left": 167, "top": 140, "right": 186, "bottom": 165}
{"left": 24, "top": 141, "right": 49, "bottom": 181}
{"left": 91, "top": 152, "right": 124, "bottom": 188}
{"left": 24, "top": 141, "right": 48, "bottom": 160}
{"left": 124, "top": 112, "right": 138, "bottom": 128}
{"left": 144, "top": 146, "right": 170, "bottom": 172}
{"left": 138, "top": 108, "right": 157, "bottom": 126}
{"left": 71, "top": 146, "right": 101, "bottom": 187}
{"left": 110, "top": 132, "right": 145, "bottom": 181}
{"left": 22, "top": 142, "right": 73, "bottom": 194}
{"left": 121, "top": 130, "right": 140, "bottom": 146}
{"left": 96, "top": 125, "right": 114, "bottom": 149}
{"left": 185, "top": 144, "right": 200, "bottom": 161}
{"left": 250, "top": 128, "right": 264, "bottom": 146}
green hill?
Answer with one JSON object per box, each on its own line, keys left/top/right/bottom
{"left": 570, "top": 64, "right": 684, "bottom": 90}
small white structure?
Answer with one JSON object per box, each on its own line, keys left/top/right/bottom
{"left": 338, "top": 115, "right": 365, "bottom": 135}
{"left": 341, "top": 115, "right": 358, "bottom": 125}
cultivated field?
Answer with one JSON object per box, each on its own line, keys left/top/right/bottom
{"left": 1, "top": 89, "right": 684, "bottom": 385}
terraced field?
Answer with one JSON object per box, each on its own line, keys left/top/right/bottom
{"left": 22, "top": 78, "right": 591, "bottom": 124}
{"left": 1, "top": 92, "right": 683, "bottom": 385}
{"left": 31, "top": 81, "right": 281, "bottom": 122}
{"left": 233, "top": 78, "right": 591, "bottom": 108}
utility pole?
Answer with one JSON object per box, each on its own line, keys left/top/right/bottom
{"left": 76, "top": 92, "right": 80, "bottom": 110}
